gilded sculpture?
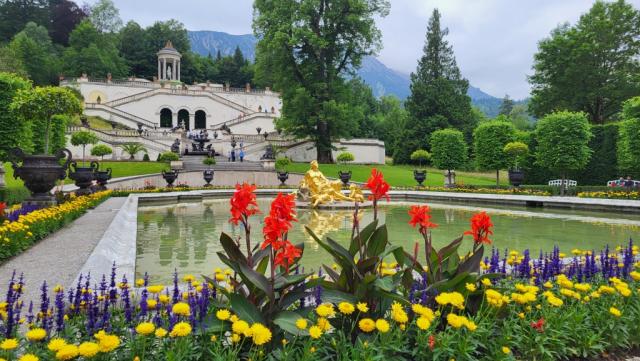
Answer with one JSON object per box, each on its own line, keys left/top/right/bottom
{"left": 297, "top": 160, "right": 363, "bottom": 207}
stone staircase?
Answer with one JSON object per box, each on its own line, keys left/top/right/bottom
{"left": 181, "top": 155, "right": 264, "bottom": 171}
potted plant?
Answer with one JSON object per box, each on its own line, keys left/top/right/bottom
{"left": 503, "top": 141, "right": 529, "bottom": 187}
{"left": 203, "top": 169, "right": 214, "bottom": 187}
{"left": 162, "top": 169, "right": 179, "bottom": 187}
{"left": 69, "top": 130, "right": 99, "bottom": 195}
{"left": 275, "top": 157, "right": 290, "bottom": 185}
{"left": 91, "top": 144, "right": 112, "bottom": 161}
{"left": 336, "top": 151, "right": 354, "bottom": 187}
{"left": 91, "top": 161, "right": 112, "bottom": 191}
{"left": 9, "top": 86, "right": 81, "bottom": 204}
{"left": 410, "top": 149, "right": 430, "bottom": 186}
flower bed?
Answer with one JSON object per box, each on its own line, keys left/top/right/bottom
{"left": 1, "top": 170, "right": 639, "bottom": 360}
{"left": 578, "top": 190, "right": 640, "bottom": 200}
{"left": 0, "top": 191, "right": 111, "bottom": 262}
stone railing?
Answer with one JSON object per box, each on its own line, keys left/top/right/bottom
{"left": 85, "top": 103, "right": 156, "bottom": 128}
{"left": 61, "top": 78, "right": 277, "bottom": 95}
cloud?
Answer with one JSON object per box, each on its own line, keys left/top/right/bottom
{"left": 96, "top": 0, "right": 640, "bottom": 99}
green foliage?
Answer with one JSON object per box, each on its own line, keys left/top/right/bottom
{"left": 8, "top": 22, "right": 60, "bottom": 85}
{"left": 70, "top": 130, "right": 98, "bottom": 162}
{"left": 473, "top": 120, "right": 515, "bottom": 185}
{"left": 275, "top": 157, "right": 290, "bottom": 171}
{"left": 370, "top": 95, "right": 408, "bottom": 158}
{"left": 529, "top": 1, "right": 640, "bottom": 123}
{"left": 158, "top": 151, "right": 179, "bottom": 163}
{"left": 9, "top": 86, "right": 82, "bottom": 154}
{"left": 498, "top": 94, "right": 515, "bottom": 116}
{"left": 622, "top": 96, "right": 640, "bottom": 120}
{"left": 253, "top": 0, "right": 390, "bottom": 162}
{"left": 63, "top": 20, "right": 128, "bottom": 78}
{"left": 88, "top": 0, "right": 123, "bottom": 33}
{"left": 535, "top": 111, "right": 593, "bottom": 184}
{"left": 410, "top": 149, "right": 431, "bottom": 167}
{"left": 336, "top": 152, "right": 355, "bottom": 164}
{"left": 120, "top": 143, "right": 146, "bottom": 160}
{"left": 0, "top": 72, "right": 31, "bottom": 161}
{"left": 618, "top": 118, "right": 640, "bottom": 178}
{"left": 503, "top": 142, "right": 529, "bottom": 170}
{"left": 398, "top": 9, "right": 475, "bottom": 164}
{"left": 430, "top": 129, "right": 468, "bottom": 172}
{"left": 142, "top": 153, "right": 150, "bottom": 162}
{"left": 91, "top": 144, "right": 112, "bottom": 160}
{"left": 202, "top": 156, "right": 215, "bottom": 166}
{"left": 48, "top": 115, "right": 70, "bottom": 155}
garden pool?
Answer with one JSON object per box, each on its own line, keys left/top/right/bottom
{"left": 136, "top": 199, "right": 640, "bottom": 283}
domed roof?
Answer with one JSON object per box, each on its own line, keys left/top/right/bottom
{"left": 157, "top": 40, "right": 181, "bottom": 57}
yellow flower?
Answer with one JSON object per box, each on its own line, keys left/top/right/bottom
{"left": 56, "top": 344, "right": 79, "bottom": 360}
{"left": 375, "top": 319, "right": 390, "bottom": 333}
{"left": 183, "top": 274, "right": 195, "bottom": 282}
{"left": 316, "top": 317, "right": 331, "bottom": 331}
{"left": 435, "top": 292, "right": 465, "bottom": 309}
{"left": 146, "top": 300, "right": 157, "bottom": 310}
{"left": 158, "top": 295, "right": 170, "bottom": 304}
{"left": 216, "top": 309, "right": 231, "bottom": 321}
{"left": 609, "top": 307, "right": 622, "bottom": 317}
{"left": 412, "top": 304, "right": 436, "bottom": 322}
{"left": 0, "top": 338, "right": 18, "bottom": 350}
{"left": 630, "top": 271, "right": 640, "bottom": 281}
{"left": 518, "top": 312, "right": 525, "bottom": 319}
{"left": 26, "top": 327, "right": 47, "bottom": 341}
{"left": 19, "top": 354, "right": 39, "bottom": 361}
{"left": 210, "top": 335, "right": 217, "bottom": 342}
{"left": 231, "top": 334, "right": 241, "bottom": 343}
{"left": 416, "top": 316, "right": 431, "bottom": 330}
{"left": 315, "top": 303, "right": 335, "bottom": 317}
{"left": 230, "top": 315, "right": 239, "bottom": 323}
{"left": 170, "top": 322, "right": 192, "bottom": 337}
{"left": 465, "top": 283, "right": 477, "bottom": 292}
{"left": 47, "top": 338, "right": 67, "bottom": 351}
{"left": 97, "top": 334, "right": 120, "bottom": 352}
{"left": 359, "top": 318, "right": 376, "bottom": 333}
{"left": 172, "top": 302, "right": 190, "bottom": 316}
{"left": 250, "top": 323, "right": 272, "bottom": 346}
{"left": 481, "top": 278, "right": 492, "bottom": 287}
{"left": 232, "top": 320, "right": 250, "bottom": 335}
{"left": 135, "top": 322, "right": 155, "bottom": 335}
{"left": 356, "top": 302, "right": 369, "bottom": 313}
{"left": 295, "top": 318, "right": 308, "bottom": 330}
{"left": 338, "top": 302, "right": 355, "bottom": 315}
{"left": 543, "top": 281, "right": 553, "bottom": 289}
{"left": 390, "top": 302, "right": 408, "bottom": 323}
{"left": 135, "top": 279, "right": 145, "bottom": 287}
{"left": 502, "top": 346, "right": 511, "bottom": 354}
{"left": 78, "top": 342, "right": 99, "bottom": 358}
{"left": 308, "top": 325, "right": 322, "bottom": 339}
{"left": 447, "top": 313, "right": 465, "bottom": 328}
{"left": 155, "top": 328, "right": 168, "bottom": 338}
{"left": 147, "top": 285, "right": 164, "bottom": 294}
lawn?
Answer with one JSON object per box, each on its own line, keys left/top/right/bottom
{"left": 285, "top": 162, "right": 505, "bottom": 187}
{"left": 3, "top": 161, "right": 168, "bottom": 187}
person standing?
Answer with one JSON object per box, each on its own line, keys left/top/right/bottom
{"left": 239, "top": 149, "right": 245, "bottom": 162}
{"left": 231, "top": 149, "right": 236, "bottom": 162}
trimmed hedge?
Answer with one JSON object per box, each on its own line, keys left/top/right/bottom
{"left": 0, "top": 186, "right": 30, "bottom": 205}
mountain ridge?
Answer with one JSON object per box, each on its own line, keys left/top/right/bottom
{"left": 187, "top": 30, "right": 504, "bottom": 114}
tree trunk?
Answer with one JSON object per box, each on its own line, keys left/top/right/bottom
{"left": 561, "top": 172, "right": 566, "bottom": 196}
{"left": 496, "top": 169, "right": 500, "bottom": 187}
{"left": 448, "top": 169, "right": 452, "bottom": 186}
{"left": 316, "top": 120, "right": 333, "bottom": 163}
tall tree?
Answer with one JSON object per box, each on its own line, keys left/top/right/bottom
{"left": 529, "top": 0, "right": 640, "bottom": 123}
{"left": 118, "top": 21, "right": 149, "bottom": 77}
{"left": 617, "top": 96, "right": 640, "bottom": 177}
{"left": 253, "top": 0, "right": 390, "bottom": 163}
{"left": 88, "top": 0, "right": 122, "bottom": 33}
{"left": 0, "top": 72, "right": 32, "bottom": 161}
{"left": 9, "top": 22, "right": 60, "bottom": 85}
{"left": 473, "top": 120, "right": 516, "bottom": 185}
{"left": 498, "top": 94, "right": 515, "bottom": 116}
{"left": 0, "top": 0, "right": 49, "bottom": 42}
{"left": 62, "top": 20, "right": 127, "bottom": 78}
{"left": 397, "top": 9, "right": 475, "bottom": 164}
{"left": 430, "top": 128, "right": 467, "bottom": 186}
{"left": 373, "top": 95, "right": 408, "bottom": 157}
{"left": 0, "top": 46, "right": 27, "bottom": 76}
{"left": 48, "top": 0, "right": 86, "bottom": 45}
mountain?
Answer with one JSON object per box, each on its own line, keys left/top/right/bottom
{"left": 187, "top": 30, "right": 503, "bottom": 114}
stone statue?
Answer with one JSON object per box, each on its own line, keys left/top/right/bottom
{"left": 166, "top": 66, "right": 172, "bottom": 79}
{"left": 261, "top": 144, "right": 275, "bottom": 160}
{"left": 298, "top": 160, "right": 360, "bottom": 207}
{"left": 348, "top": 184, "right": 365, "bottom": 203}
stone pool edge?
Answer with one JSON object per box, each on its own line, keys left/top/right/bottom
{"left": 73, "top": 189, "right": 640, "bottom": 285}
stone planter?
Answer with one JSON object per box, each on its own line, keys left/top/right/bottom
{"left": 68, "top": 161, "right": 97, "bottom": 196}
{"left": 162, "top": 170, "right": 179, "bottom": 187}
{"left": 413, "top": 170, "right": 427, "bottom": 186}
{"left": 277, "top": 171, "right": 289, "bottom": 186}
{"left": 92, "top": 161, "right": 112, "bottom": 191}
{"left": 203, "top": 169, "right": 214, "bottom": 187}
{"left": 338, "top": 170, "right": 352, "bottom": 187}
{"left": 508, "top": 169, "right": 525, "bottom": 187}
{"left": 10, "top": 148, "right": 72, "bottom": 206}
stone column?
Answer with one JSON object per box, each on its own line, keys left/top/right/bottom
{"left": 176, "top": 60, "right": 180, "bottom": 81}
{"left": 158, "top": 60, "right": 161, "bottom": 80}
{"left": 188, "top": 113, "right": 194, "bottom": 130}
{"left": 172, "top": 112, "right": 178, "bottom": 127}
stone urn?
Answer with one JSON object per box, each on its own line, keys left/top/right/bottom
{"left": 413, "top": 170, "right": 427, "bottom": 186}
{"left": 338, "top": 170, "right": 352, "bottom": 187}
{"left": 203, "top": 169, "right": 214, "bottom": 187}
{"left": 68, "top": 161, "right": 97, "bottom": 196}
{"left": 10, "top": 148, "right": 72, "bottom": 205}
{"left": 508, "top": 169, "right": 525, "bottom": 187}
{"left": 277, "top": 171, "right": 289, "bottom": 186}
{"left": 92, "top": 161, "right": 112, "bottom": 191}
{"left": 162, "top": 169, "right": 179, "bottom": 187}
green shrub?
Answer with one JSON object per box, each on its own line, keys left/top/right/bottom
{"left": 158, "top": 151, "right": 179, "bottom": 162}
{"left": 203, "top": 157, "right": 216, "bottom": 165}
{"left": 142, "top": 153, "right": 150, "bottom": 162}
{"left": 70, "top": 130, "right": 99, "bottom": 163}
{"left": 410, "top": 149, "right": 431, "bottom": 167}
{"left": 503, "top": 142, "right": 529, "bottom": 170}
{"left": 275, "top": 157, "right": 290, "bottom": 171}
{"left": 0, "top": 185, "right": 30, "bottom": 205}
{"left": 91, "top": 144, "right": 113, "bottom": 160}
{"left": 473, "top": 120, "right": 516, "bottom": 185}
{"left": 336, "top": 152, "right": 355, "bottom": 164}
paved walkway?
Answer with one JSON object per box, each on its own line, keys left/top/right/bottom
{"left": 0, "top": 197, "right": 126, "bottom": 305}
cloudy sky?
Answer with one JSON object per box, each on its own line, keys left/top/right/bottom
{"left": 99, "top": 0, "right": 640, "bottom": 99}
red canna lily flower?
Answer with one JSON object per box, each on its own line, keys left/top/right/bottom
{"left": 365, "top": 168, "right": 390, "bottom": 202}
{"left": 530, "top": 318, "right": 545, "bottom": 333}
{"left": 274, "top": 242, "right": 302, "bottom": 270}
{"left": 229, "top": 183, "right": 260, "bottom": 225}
{"left": 261, "top": 193, "right": 297, "bottom": 250}
{"left": 463, "top": 211, "right": 493, "bottom": 245}
{"left": 428, "top": 334, "right": 436, "bottom": 350}
{"left": 408, "top": 205, "right": 438, "bottom": 235}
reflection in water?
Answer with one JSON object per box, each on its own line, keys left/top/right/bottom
{"left": 136, "top": 200, "right": 640, "bottom": 284}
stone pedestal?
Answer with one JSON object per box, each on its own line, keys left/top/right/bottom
{"left": 262, "top": 160, "right": 275, "bottom": 170}
{"left": 0, "top": 164, "right": 5, "bottom": 188}
{"left": 444, "top": 170, "right": 456, "bottom": 188}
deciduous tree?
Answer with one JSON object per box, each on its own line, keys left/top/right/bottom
{"left": 473, "top": 120, "right": 516, "bottom": 185}
{"left": 430, "top": 128, "right": 467, "bottom": 186}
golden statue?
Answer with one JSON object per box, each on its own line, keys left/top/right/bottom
{"left": 297, "top": 160, "right": 362, "bottom": 207}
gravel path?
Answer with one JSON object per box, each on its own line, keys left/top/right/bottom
{"left": 0, "top": 197, "right": 126, "bottom": 305}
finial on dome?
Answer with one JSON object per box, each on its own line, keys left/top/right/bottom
{"left": 165, "top": 40, "right": 173, "bottom": 49}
